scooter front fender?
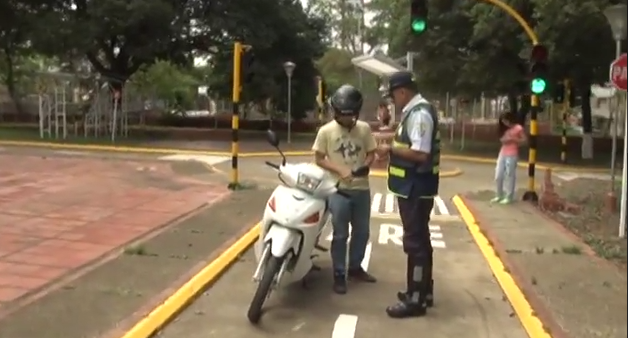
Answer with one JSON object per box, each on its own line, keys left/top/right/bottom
{"left": 264, "top": 225, "right": 301, "bottom": 258}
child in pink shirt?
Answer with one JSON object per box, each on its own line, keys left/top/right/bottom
{"left": 491, "top": 111, "right": 527, "bottom": 204}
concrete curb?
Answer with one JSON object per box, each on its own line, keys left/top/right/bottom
{"left": 452, "top": 195, "right": 560, "bottom": 338}
{"left": 0, "top": 140, "right": 610, "bottom": 172}
{"left": 442, "top": 154, "right": 609, "bottom": 173}
{"left": 118, "top": 223, "right": 260, "bottom": 338}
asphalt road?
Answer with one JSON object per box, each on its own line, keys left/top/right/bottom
{"left": 154, "top": 173, "right": 528, "bottom": 338}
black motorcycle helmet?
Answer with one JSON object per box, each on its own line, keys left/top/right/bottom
{"left": 330, "top": 84, "right": 363, "bottom": 116}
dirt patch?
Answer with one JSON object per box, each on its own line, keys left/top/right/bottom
{"left": 0, "top": 189, "right": 271, "bottom": 338}
{"left": 544, "top": 178, "right": 627, "bottom": 269}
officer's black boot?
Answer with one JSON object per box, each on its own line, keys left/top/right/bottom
{"left": 396, "top": 255, "right": 434, "bottom": 307}
{"left": 397, "top": 280, "right": 434, "bottom": 307}
{"left": 386, "top": 256, "right": 428, "bottom": 318}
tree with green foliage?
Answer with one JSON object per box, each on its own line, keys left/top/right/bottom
{"left": 128, "top": 60, "right": 200, "bottom": 111}
{"left": 367, "top": 0, "right": 625, "bottom": 129}
{"left": 206, "top": 0, "right": 329, "bottom": 120}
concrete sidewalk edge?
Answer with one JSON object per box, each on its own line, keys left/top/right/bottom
{"left": 454, "top": 195, "right": 566, "bottom": 338}
{"left": 109, "top": 222, "right": 261, "bottom": 338}
{"left": 452, "top": 195, "right": 556, "bottom": 338}
{"left": 0, "top": 140, "right": 610, "bottom": 172}
{"left": 0, "top": 198, "right": 216, "bottom": 321}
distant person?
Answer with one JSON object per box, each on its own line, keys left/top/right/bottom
{"left": 492, "top": 111, "right": 526, "bottom": 204}
{"left": 377, "top": 100, "right": 391, "bottom": 129}
{"left": 312, "top": 84, "right": 378, "bottom": 295}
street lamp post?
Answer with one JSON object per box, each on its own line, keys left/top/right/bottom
{"left": 283, "top": 61, "right": 296, "bottom": 144}
{"left": 603, "top": 3, "right": 628, "bottom": 238}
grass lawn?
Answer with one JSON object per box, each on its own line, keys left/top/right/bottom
{"left": 0, "top": 126, "right": 149, "bottom": 146}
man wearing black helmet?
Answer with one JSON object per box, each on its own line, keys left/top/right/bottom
{"left": 376, "top": 71, "right": 441, "bottom": 318}
{"left": 312, "top": 84, "right": 378, "bottom": 294}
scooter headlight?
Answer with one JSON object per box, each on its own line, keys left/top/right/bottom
{"left": 296, "top": 173, "right": 322, "bottom": 192}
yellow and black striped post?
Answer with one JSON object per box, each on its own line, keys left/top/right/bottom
{"left": 560, "top": 79, "right": 571, "bottom": 163}
{"left": 316, "top": 76, "right": 324, "bottom": 124}
{"left": 228, "top": 42, "right": 243, "bottom": 190}
{"left": 522, "top": 94, "right": 540, "bottom": 202}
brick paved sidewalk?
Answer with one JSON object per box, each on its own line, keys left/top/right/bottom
{"left": 462, "top": 190, "right": 627, "bottom": 338}
{"left": 0, "top": 154, "right": 229, "bottom": 313}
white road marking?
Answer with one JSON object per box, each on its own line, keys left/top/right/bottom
{"left": 361, "top": 242, "right": 372, "bottom": 272}
{"left": 332, "top": 314, "right": 358, "bottom": 338}
{"left": 378, "top": 223, "right": 446, "bottom": 249}
{"left": 370, "top": 193, "right": 382, "bottom": 213}
{"left": 434, "top": 197, "right": 449, "bottom": 216}
{"left": 384, "top": 193, "right": 395, "bottom": 213}
{"left": 158, "top": 154, "right": 229, "bottom": 166}
{"left": 371, "top": 193, "right": 453, "bottom": 217}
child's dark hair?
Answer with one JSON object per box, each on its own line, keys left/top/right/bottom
{"left": 498, "top": 111, "right": 517, "bottom": 138}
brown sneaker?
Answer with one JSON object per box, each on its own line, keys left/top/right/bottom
{"left": 348, "top": 268, "right": 377, "bottom": 283}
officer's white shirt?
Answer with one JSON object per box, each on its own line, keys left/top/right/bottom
{"left": 401, "top": 94, "right": 433, "bottom": 152}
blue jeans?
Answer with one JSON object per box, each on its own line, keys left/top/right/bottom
{"left": 495, "top": 154, "right": 518, "bottom": 199}
{"left": 328, "top": 189, "right": 371, "bottom": 275}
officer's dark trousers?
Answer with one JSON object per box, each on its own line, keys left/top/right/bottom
{"left": 397, "top": 193, "right": 434, "bottom": 303}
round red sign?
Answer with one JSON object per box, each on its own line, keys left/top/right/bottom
{"left": 610, "top": 53, "right": 627, "bottom": 91}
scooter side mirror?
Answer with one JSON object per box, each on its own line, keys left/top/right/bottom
{"left": 352, "top": 165, "right": 370, "bottom": 177}
{"left": 266, "top": 129, "right": 280, "bottom": 148}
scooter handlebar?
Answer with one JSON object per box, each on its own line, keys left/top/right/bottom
{"left": 265, "top": 161, "right": 280, "bottom": 170}
{"left": 351, "top": 165, "right": 370, "bottom": 177}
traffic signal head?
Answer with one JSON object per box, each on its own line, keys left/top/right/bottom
{"left": 529, "top": 44, "right": 548, "bottom": 95}
{"left": 241, "top": 48, "right": 255, "bottom": 83}
{"left": 410, "top": 0, "right": 428, "bottom": 34}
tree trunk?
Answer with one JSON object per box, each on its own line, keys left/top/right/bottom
{"left": 580, "top": 83, "right": 593, "bottom": 159}
{"left": 507, "top": 92, "right": 518, "bottom": 114}
{"left": 2, "top": 48, "right": 24, "bottom": 115}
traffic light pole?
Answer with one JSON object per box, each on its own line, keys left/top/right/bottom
{"left": 229, "top": 42, "right": 242, "bottom": 190}
{"left": 561, "top": 79, "right": 571, "bottom": 163}
{"left": 476, "top": 0, "right": 543, "bottom": 203}
{"left": 522, "top": 94, "right": 540, "bottom": 202}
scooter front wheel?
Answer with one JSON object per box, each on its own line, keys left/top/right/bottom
{"left": 247, "top": 255, "right": 282, "bottom": 324}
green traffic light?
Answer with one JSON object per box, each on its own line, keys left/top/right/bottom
{"left": 411, "top": 19, "right": 426, "bottom": 33}
{"left": 530, "top": 78, "right": 547, "bottom": 94}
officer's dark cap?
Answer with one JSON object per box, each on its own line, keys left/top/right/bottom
{"left": 387, "top": 71, "right": 417, "bottom": 94}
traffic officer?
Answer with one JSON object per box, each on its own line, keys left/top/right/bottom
{"left": 376, "top": 71, "right": 440, "bottom": 318}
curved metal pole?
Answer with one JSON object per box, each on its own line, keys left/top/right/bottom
{"left": 482, "top": 0, "right": 539, "bottom": 45}
{"left": 481, "top": 0, "right": 541, "bottom": 202}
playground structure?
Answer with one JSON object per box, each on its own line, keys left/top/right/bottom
{"left": 36, "top": 72, "right": 147, "bottom": 141}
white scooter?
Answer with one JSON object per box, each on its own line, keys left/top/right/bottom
{"left": 247, "top": 130, "right": 369, "bottom": 324}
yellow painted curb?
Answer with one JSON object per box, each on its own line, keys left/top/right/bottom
{"left": 120, "top": 223, "right": 260, "bottom": 338}
{"left": 442, "top": 154, "right": 609, "bottom": 173}
{"left": 0, "top": 140, "right": 311, "bottom": 158}
{"left": 0, "top": 140, "right": 611, "bottom": 173}
{"left": 452, "top": 196, "right": 551, "bottom": 338}
{"left": 369, "top": 167, "right": 463, "bottom": 178}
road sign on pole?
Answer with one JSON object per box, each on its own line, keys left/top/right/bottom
{"left": 610, "top": 53, "right": 627, "bottom": 91}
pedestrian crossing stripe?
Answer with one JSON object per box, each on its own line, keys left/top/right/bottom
{"left": 371, "top": 193, "right": 451, "bottom": 216}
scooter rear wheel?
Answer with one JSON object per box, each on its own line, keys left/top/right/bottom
{"left": 247, "top": 255, "right": 282, "bottom": 324}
